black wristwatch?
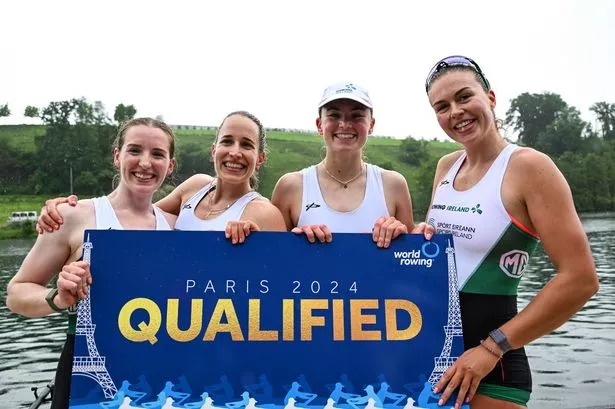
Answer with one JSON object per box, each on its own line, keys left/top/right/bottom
{"left": 488, "top": 328, "right": 512, "bottom": 354}
{"left": 45, "top": 288, "right": 66, "bottom": 312}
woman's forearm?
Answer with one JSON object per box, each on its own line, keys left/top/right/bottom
{"left": 6, "top": 282, "right": 59, "bottom": 317}
{"left": 502, "top": 267, "right": 598, "bottom": 349}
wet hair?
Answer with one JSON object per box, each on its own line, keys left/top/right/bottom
{"left": 215, "top": 111, "right": 267, "bottom": 189}
{"left": 114, "top": 117, "right": 176, "bottom": 158}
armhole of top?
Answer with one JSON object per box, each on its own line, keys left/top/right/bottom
{"left": 370, "top": 165, "right": 390, "bottom": 217}
{"left": 507, "top": 211, "right": 540, "bottom": 239}
{"left": 300, "top": 167, "right": 310, "bottom": 210}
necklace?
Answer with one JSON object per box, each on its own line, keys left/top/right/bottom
{"left": 204, "top": 189, "right": 240, "bottom": 219}
{"left": 322, "top": 163, "right": 365, "bottom": 189}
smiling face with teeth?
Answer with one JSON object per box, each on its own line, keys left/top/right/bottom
{"left": 113, "top": 124, "right": 175, "bottom": 195}
{"left": 212, "top": 114, "right": 265, "bottom": 188}
{"left": 316, "top": 99, "right": 375, "bottom": 153}
{"left": 427, "top": 69, "right": 498, "bottom": 145}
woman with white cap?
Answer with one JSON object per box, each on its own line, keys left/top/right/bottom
{"left": 271, "top": 82, "right": 430, "bottom": 247}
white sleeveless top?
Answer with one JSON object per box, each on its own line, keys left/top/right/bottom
{"left": 297, "top": 164, "right": 389, "bottom": 233}
{"left": 91, "top": 196, "right": 171, "bottom": 230}
{"left": 175, "top": 182, "right": 261, "bottom": 231}
{"left": 427, "top": 144, "right": 539, "bottom": 294}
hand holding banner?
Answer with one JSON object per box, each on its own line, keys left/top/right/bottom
{"left": 68, "top": 231, "right": 466, "bottom": 409}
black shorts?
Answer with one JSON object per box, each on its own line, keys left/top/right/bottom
{"left": 51, "top": 334, "right": 74, "bottom": 409}
{"left": 459, "top": 292, "right": 532, "bottom": 393}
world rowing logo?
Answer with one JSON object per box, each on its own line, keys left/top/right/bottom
{"left": 499, "top": 250, "right": 530, "bottom": 278}
{"left": 393, "top": 242, "right": 440, "bottom": 268}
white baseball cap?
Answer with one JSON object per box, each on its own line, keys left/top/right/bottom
{"left": 318, "top": 82, "right": 373, "bottom": 109}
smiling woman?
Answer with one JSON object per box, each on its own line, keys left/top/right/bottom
{"left": 34, "top": 111, "right": 287, "bottom": 243}
{"left": 271, "top": 82, "right": 432, "bottom": 248}
{"left": 424, "top": 55, "right": 599, "bottom": 409}
{"left": 5, "top": 117, "right": 178, "bottom": 409}
{"left": 155, "top": 111, "right": 287, "bottom": 242}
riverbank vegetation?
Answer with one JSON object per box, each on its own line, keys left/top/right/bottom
{"left": 1, "top": 95, "right": 614, "bottom": 238}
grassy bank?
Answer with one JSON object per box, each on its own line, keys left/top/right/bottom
{"left": 0, "top": 195, "right": 47, "bottom": 239}
{"left": 0, "top": 125, "right": 461, "bottom": 239}
{"left": 0, "top": 221, "right": 37, "bottom": 239}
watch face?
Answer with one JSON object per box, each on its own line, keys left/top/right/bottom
{"left": 490, "top": 329, "right": 511, "bottom": 352}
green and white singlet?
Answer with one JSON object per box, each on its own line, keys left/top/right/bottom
{"left": 427, "top": 144, "right": 539, "bottom": 406}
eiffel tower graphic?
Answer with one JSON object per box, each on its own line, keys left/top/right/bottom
{"left": 428, "top": 239, "right": 463, "bottom": 384}
{"left": 72, "top": 234, "right": 118, "bottom": 398}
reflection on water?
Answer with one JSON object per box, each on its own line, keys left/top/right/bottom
{"left": 520, "top": 216, "right": 615, "bottom": 409}
{"left": 0, "top": 239, "right": 67, "bottom": 408}
{"left": 0, "top": 216, "right": 614, "bottom": 408}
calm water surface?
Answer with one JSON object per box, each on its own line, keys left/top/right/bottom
{"left": 0, "top": 215, "right": 613, "bottom": 408}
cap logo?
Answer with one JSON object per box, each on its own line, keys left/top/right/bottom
{"left": 319, "top": 82, "right": 372, "bottom": 109}
{"left": 335, "top": 83, "right": 357, "bottom": 94}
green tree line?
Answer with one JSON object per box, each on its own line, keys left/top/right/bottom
{"left": 0, "top": 94, "right": 614, "bottom": 215}
{"left": 506, "top": 93, "right": 615, "bottom": 211}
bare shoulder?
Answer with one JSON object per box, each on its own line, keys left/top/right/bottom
{"left": 43, "top": 199, "right": 94, "bottom": 254}
{"left": 506, "top": 147, "right": 574, "bottom": 218}
{"left": 185, "top": 173, "right": 215, "bottom": 185}
{"left": 247, "top": 196, "right": 281, "bottom": 213}
{"left": 507, "top": 147, "right": 563, "bottom": 191}
{"left": 509, "top": 146, "right": 554, "bottom": 172}
{"left": 274, "top": 171, "right": 302, "bottom": 192}
{"left": 271, "top": 171, "right": 303, "bottom": 202}
{"left": 437, "top": 150, "right": 465, "bottom": 172}
{"left": 244, "top": 197, "right": 287, "bottom": 231}
{"left": 376, "top": 167, "right": 413, "bottom": 224}
{"left": 380, "top": 168, "right": 409, "bottom": 190}
{"left": 181, "top": 174, "right": 215, "bottom": 195}
{"left": 247, "top": 196, "right": 277, "bottom": 211}
{"left": 60, "top": 200, "right": 95, "bottom": 229}
{"left": 431, "top": 150, "right": 464, "bottom": 185}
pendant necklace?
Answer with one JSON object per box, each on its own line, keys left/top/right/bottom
{"left": 204, "top": 187, "right": 240, "bottom": 219}
{"left": 322, "top": 163, "right": 365, "bottom": 189}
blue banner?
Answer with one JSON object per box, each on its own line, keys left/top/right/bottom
{"left": 69, "top": 231, "right": 466, "bottom": 409}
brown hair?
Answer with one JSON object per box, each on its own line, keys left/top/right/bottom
{"left": 215, "top": 111, "right": 267, "bottom": 189}
{"left": 427, "top": 65, "right": 490, "bottom": 93}
{"left": 427, "top": 66, "right": 503, "bottom": 130}
{"left": 114, "top": 117, "right": 176, "bottom": 158}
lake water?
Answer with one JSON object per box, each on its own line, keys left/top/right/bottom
{"left": 0, "top": 215, "right": 613, "bottom": 408}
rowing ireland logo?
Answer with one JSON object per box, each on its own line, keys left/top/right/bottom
{"left": 499, "top": 250, "right": 530, "bottom": 278}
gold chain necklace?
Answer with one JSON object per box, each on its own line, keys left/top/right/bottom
{"left": 322, "top": 163, "right": 365, "bottom": 189}
{"left": 204, "top": 189, "right": 241, "bottom": 219}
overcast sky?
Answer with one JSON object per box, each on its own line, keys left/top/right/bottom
{"left": 1, "top": 0, "right": 614, "bottom": 140}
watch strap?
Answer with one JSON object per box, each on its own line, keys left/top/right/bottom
{"left": 488, "top": 328, "right": 512, "bottom": 354}
{"left": 45, "top": 288, "right": 66, "bottom": 312}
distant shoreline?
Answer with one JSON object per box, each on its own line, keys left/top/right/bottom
{"left": 0, "top": 224, "right": 36, "bottom": 240}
